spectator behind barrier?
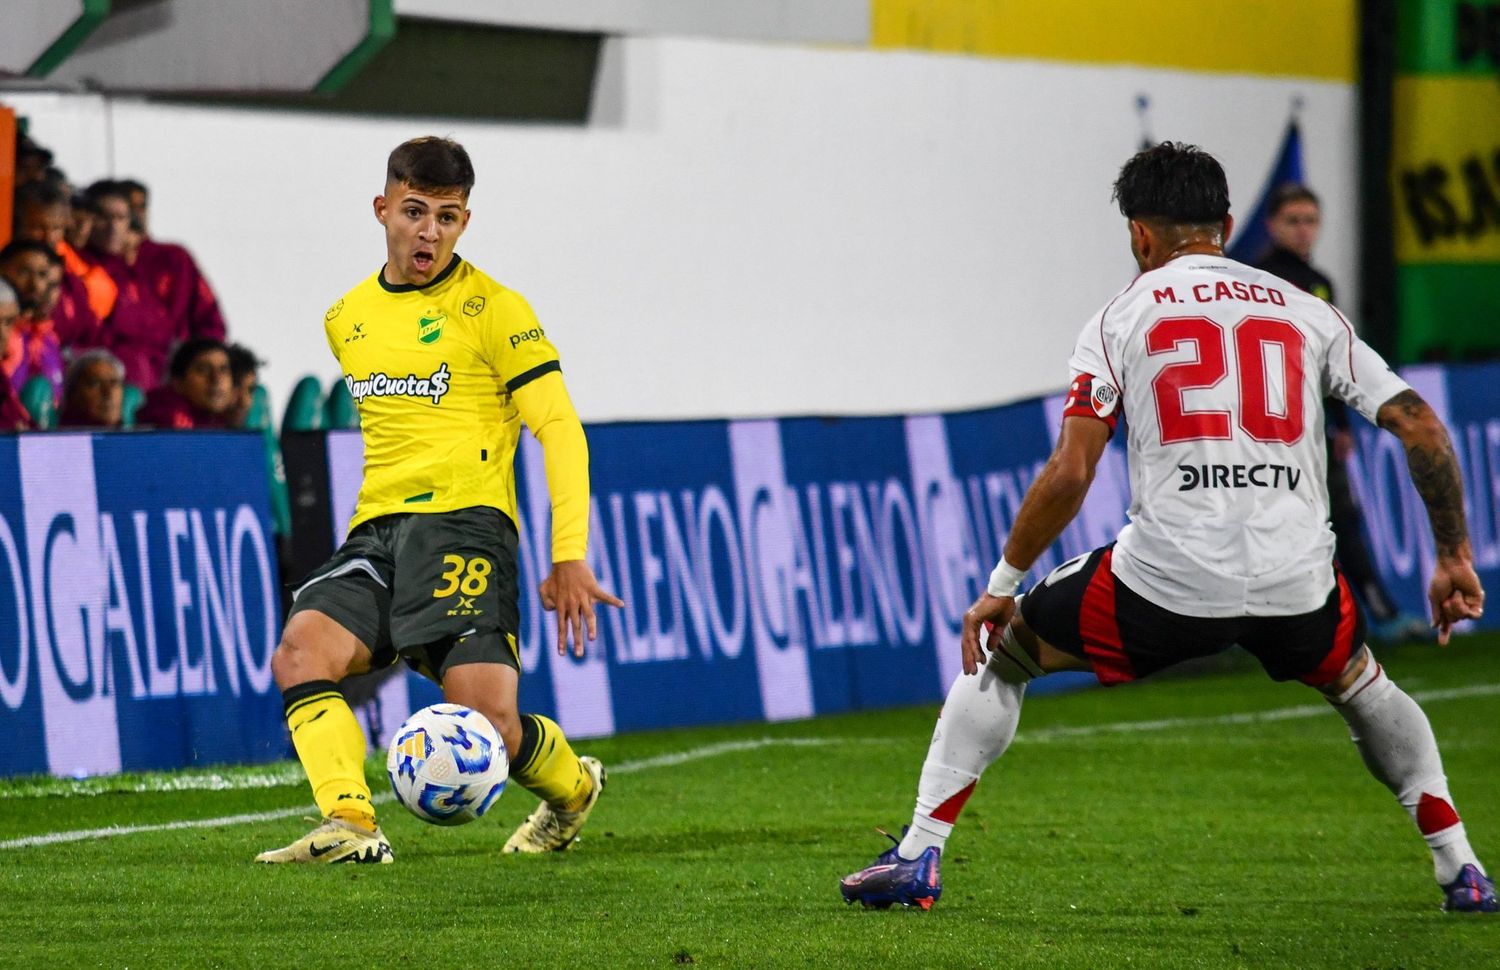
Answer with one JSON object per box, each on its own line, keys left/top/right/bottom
{"left": 14, "top": 135, "right": 52, "bottom": 188}
{"left": 0, "top": 240, "right": 66, "bottom": 401}
{"left": 119, "top": 177, "right": 229, "bottom": 346}
{"left": 58, "top": 348, "right": 126, "bottom": 429}
{"left": 134, "top": 337, "right": 231, "bottom": 429}
{"left": 13, "top": 180, "right": 110, "bottom": 345}
{"left": 0, "top": 281, "right": 29, "bottom": 431}
{"left": 225, "top": 342, "right": 263, "bottom": 429}
{"left": 66, "top": 193, "right": 94, "bottom": 253}
{"left": 82, "top": 181, "right": 179, "bottom": 389}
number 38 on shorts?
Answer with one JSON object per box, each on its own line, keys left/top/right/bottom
{"left": 433, "top": 555, "right": 492, "bottom": 598}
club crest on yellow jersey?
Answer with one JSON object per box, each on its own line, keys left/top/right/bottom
{"left": 418, "top": 310, "right": 446, "bottom": 345}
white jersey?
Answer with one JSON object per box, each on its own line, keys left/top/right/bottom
{"left": 1065, "top": 254, "right": 1410, "bottom": 617}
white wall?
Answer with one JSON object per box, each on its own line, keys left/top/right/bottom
{"left": 4, "top": 37, "right": 1357, "bottom": 422}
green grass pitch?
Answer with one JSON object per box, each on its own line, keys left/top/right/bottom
{"left": 4, "top": 637, "right": 1497, "bottom": 968}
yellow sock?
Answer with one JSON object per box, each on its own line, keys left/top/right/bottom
{"left": 510, "top": 714, "right": 593, "bottom": 810}
{"left": 284, "top": 680, "right": 376, "bottom": 829}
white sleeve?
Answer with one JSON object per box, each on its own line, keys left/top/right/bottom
{"left": 1322, "top": 309, "right": 1410, "bottom": 423}
{"left": 1066, "top": 307, "right": 1120, "bottom": 392}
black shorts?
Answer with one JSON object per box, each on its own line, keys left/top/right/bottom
{"left": 1019, "top": 544, "right": 1365, "bottom": 688}
{"left": 287, "top": 506, "right": 522, "bottom": 681}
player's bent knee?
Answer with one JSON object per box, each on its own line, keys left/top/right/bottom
{"left": 272, "top": 611, "right": 369, "bottom": 689}
{"left": 1316, "top": 645, "right": 1372, "bottom": 697}
{"left": 450, "top": 696, "right": 521, "bottom": 755}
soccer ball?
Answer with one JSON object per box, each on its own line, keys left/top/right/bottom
{"left": 386, "top": 704, "right": 508, "bottom": 826}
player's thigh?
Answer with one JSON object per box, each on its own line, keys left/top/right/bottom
{"left": 1006, "top": 612, "right": 1092, "bottom": 675}
{"left": 388, "top": 506, "right": 522, "bottom": 675}
{"left": 280, "top": 532, "right": 397, "bottom": 683}
{"left": 1239, "top": 570, "right": 1367, "bottom": 689}
{"left": 442, "top": 659, "right": 522, "bottom": 756}
{"left": 1020, "top": 544, "right": 1237, "bottom": 684}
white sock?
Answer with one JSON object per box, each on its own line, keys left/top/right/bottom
{"left": 1329, "top": 651, "right": 1485, "bottom": 884}
{"left": 897, "top": 625, "right": 1038, "bottom": 860}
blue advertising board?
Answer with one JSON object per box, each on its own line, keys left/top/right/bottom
{"left": 0, "top": 431, "right": 282, "bottom": 777}
{"left": 337, "top": 395, "right": 1125, "bottom": 749}
{"left": 7, "top": 363, "right": 1499, "bottom": 778}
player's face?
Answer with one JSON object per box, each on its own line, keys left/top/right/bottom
{"left": 374, "top": 181, "right": 471, "bottom": 286}
{"left": 1267, "top": 200, "right": 1320, "bottom": 261}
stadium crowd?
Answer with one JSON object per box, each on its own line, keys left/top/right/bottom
{"left": 2, "top": 130, "right": 265, "bottom": 433}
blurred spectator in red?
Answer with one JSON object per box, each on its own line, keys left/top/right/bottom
{"left": 66, "top": 193, "right": 95, "bottom": 253}
{"left": 58, "top": 348, "right": 125, "bottom": 429}
{"left": 82, "top": 181, "right": 178, "bottom": 388}
{"left": 225, "top": 343, "right": 262, "bottom": 428}
{"left": 12, "top": 180, "right": 110, "bottom": 347}
{"left": 0, "top": 281, "right": 29, "bottom": 431}
{"left": 135, "top": 338, "right": 232, "bottom": 430}
{"left": 118, "top": 178, "right": 228, "bottom": 343}
{"left": 0, "top": 241, "right": 67, "bottom": 400}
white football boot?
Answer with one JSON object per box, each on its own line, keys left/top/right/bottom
{"left": 502, "top": 756, "right": 607, "bottom": 853}
{"left": 255, "top": 817, "right": 393, "bottom": 864}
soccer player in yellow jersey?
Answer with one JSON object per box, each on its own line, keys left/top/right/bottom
{"left": 257, "top": 136, "right": 623, "bottom": 864}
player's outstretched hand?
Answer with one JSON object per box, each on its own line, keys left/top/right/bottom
{"left": 540, "top": 559, "right": 625, "bottom": 658}
{"left": 961, "top": 593, "right": 1017, "bottom": 676}
{"left": 1428, "top": 557, "right": 1484, "bottom": 646}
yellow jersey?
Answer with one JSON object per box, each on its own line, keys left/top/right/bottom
{"left": 324, "top": 254, "right": 589, "bottom": 561}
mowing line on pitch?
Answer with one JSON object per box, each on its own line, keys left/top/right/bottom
{"left": 0, "top": 737, "right": 846, "bottom": 850}
{"left": 4, "top": 683, "right": 1497, "bottom": 851}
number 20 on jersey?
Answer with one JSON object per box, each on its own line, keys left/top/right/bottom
{"left": 1148, "top": 315, "right": 1305, "bottom": 445}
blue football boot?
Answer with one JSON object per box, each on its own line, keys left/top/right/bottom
{"left": 1442, "top": 864, "right": 1498, "bottom": 913}
{"left": 840, "top": 828, "right": 942, "bottom": 910}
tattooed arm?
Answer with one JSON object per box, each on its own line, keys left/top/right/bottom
{"left": 1376, "top": 389, "right": 1485, "bottom": 642}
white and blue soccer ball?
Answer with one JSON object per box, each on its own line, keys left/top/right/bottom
{"left": 386, "top": 704, "right": 508, "bottom": 826}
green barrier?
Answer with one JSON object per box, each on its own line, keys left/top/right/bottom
{"left": 20, "top": 376, "right": 56, "bottom": 430}
{"left": 281, "top": 375, "right": 326, "bottom": 435}
{"left": 245, "top": 383, "right": 272, "bottom": 432}
{"left": 120, "top": 383, "right": 143, "bottom": 429}
{"left": 324, "top": 377, "right": 360, "bottom": 429}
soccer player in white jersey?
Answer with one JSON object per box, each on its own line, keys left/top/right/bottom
{"left": 840, "top": 142, "right": 1495, "bottom": 913}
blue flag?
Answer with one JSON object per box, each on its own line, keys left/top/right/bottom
{"left": 1226, "top": 120, "right": 1304, "bottom": 264}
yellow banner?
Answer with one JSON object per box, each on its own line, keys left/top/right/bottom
{"left": 871, "top": 0, "right": 1355, "bottom": 81}
{"left": 1393, "top": 76, "right": 1500, "bottom": 264}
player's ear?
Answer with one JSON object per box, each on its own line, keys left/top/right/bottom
{"left": 373, "top": 195, "right": 388, "bottom": 225}
{"left": 1222, "top": 213, "right": 1235, "bottom": 244}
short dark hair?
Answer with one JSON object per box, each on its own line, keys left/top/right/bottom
{"left": 1267, "top": 182, "right": 1319, "bottom": 217}
{"left": 16, "top": 135, "right": 52, "bottom": 167}
{"left": 84, "top": 179, "right": 131, "bottom": 214}
{"left": 1112, "top": 142, "right": 1231, "bottom": 226}
{"left": 0, "top": 239, "right": 63, "bottom": 268}
{"left": 226, "top": 343, "right": 263, "bottom": 383}
{"left": 168, "top": 338, "right": 229, "bottom": 380}
{"left": 117, "top": 178, "right": 149, "bottom": 200}
{"left": 386, "top": 137, "right": 475, "bottom": 197}
{"left": 14, "top": 179, "right": 69, "bottom": 215}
